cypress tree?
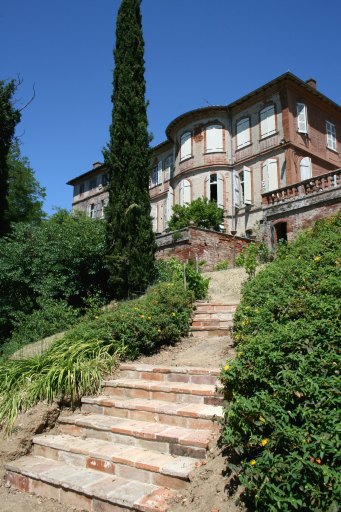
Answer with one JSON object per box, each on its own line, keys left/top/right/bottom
{"left": 104, "top": 0, "right": 155, "bottom": 298}
{"left": 0, "top": 80, "right": 21, "bottom": 237}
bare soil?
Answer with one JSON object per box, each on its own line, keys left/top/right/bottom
{"left": 0, "top": 268, "right": 246, "bottom": 512}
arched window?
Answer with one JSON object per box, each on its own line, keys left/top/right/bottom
{"left": 180, "top": 132, "right": 192, "bottom": 161}
{"left": 206, "top": 125, "right": 223, "bottom": 153}
{"left": 300, "top": 157, "right": 312, "bottom": 181}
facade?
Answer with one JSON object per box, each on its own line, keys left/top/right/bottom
{"left": 67, "top": 72, "right": 341, "bottom": 249}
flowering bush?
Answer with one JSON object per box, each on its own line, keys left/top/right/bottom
{"left": 221, "top": 214, "right": 341, "bottom": 511}
{"left": 156, "top": 257, "right": 209, "bottom": 300}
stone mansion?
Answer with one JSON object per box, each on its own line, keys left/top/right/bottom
{"left": 68, "top": 72, "right": 340, "bottom": 247}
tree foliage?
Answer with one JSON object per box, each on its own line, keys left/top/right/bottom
{"left": 0, "top": 210, "right": 108, "bottom": 344}
{"left": 221, "top": 214, "right": 341, "bottom": 511}
{"left": 0, "top": 80, "right": 21, "bottom": 236}
{"left": 104, "top": 0, "right": 155, "bottom": 299}
{"left": 6, "top": 142, "right": 46, "bottom": 225}
{"left": 168, "top": 197, "right": 224, "bottom": 232}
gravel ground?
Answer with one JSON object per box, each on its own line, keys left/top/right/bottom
{"left": 203, "top": 268, "right": 247, "bottom": 302}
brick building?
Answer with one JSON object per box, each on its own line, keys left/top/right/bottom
{"left": 67, "top": 72, "right": 340, "bottom": 250}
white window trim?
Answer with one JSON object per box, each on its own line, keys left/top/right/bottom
{"left": 240, "top": 166, "right": 252, "bottom": 206}
{"left": 326, "top": 121, "right": 337, "bottom": 151}
{"left": 236, "top": 118, "right": 251, "bottom": 149}
{"left": 180, "top": 132, "right": 192, "bottom": 161}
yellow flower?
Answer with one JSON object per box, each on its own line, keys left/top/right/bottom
{"left": 140, "top": 314, "right": 145, "bottom": 319}
{"left": 95, "top": 316, "right": 99, "bottom": 319}
{"left": 147, "top": 316, "right": 152, "bottom": 320}
{"left": 172, "top": 312, "right": 176, "bottom": 316}
{"left": 259, "top": 416, "right": 265, "bottom": 423}
{"left": 157, "top": 328, "right": 161, "bottom": 333}
{"left": 237, "top": 351, "right": 243, "bottom": 357}
{"left": 224, "top": 364, "right": 230, "bottom": 371}
{"left": 250, "top": 459, "right": 257, "bottom": 466}
{"left": 314, "top": 256, "right": 321, "bottom": 262}
{"left": 261, "top": 438, "right": 269, "bottom": 447}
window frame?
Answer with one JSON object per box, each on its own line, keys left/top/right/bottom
{"left": 239, "top": 166, "right": 252, "bottom": 206}
{"left": 296, "top": 102, "right": 308, "bottom": 134}
{"left": 164, "top": 155, "right": 173, "bottom": 181}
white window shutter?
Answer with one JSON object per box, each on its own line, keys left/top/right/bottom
{"left": 297, "top": 103, "right": 308, "bottom": 133}
{"left": 237, "top": 118, "right": 250, "bottom": 148}
{"left": 180, "top": 132, "right": 191, "bottom": 160}
{"left": 217, "top": 173, "right": 224, "bottom": 209}
{"left": 243, "top": 166, "right": 252, "bottom": 204}
{"left": 233, "top": 171, "right": 240, "bottom": 207}
{"left": 300, "top": 157, "right": 312, "bottom": 181}
{"left": 326, "top": 121, "right": 336, "bottom": 150}
{"left": 267, "top": 159, "right": 278, "bottom": 191}
{"left": 151, "top": 204, "right": 158, "bottom": 232}
{"left": 205, "top": 174, "right": 210, "bottom": 200}
{"left": 260, "top": 105, "right": 275, "bottom": 137}
{"left": 164, "top": 156, "right": 172, "bottom": 181}
{"left": 166, "top": 186, "right": 174, "bottom": 226}
{"left": 157, "top": 161, "right": 163, "bottom": 184}
{"left": 262, "top": 162, "right": 268, "bottom": 192}
{"left": 183, "top": 179, "right": 191, "bottom": 204}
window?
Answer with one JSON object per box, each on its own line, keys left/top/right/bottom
{"left": 79, "top": 183, "right": 84, "bottom": 195}
{"left": 326, "top": 121, "right": 337, "bottom": 151}
{"left": 180, "top": 132, "right": 192, "bottom": 161}
{"left": 206, "top": 173, "right": 224, "bottom": 208}
{"left": 206, "top": 125, "right": 224, "bottom": 153}
{"left": 297, "top": 103, "right": 308, "bottom": 133}
{"left": 262, "top": 159, "right": 278, "bottom": 191}
{"left": 89, "top": 203, "right": 95, "bottom": 219}
{"left": 260, "top": 105, "right": 276, "bottom": 138}
{"left": 101, "top": 174, "right": 109, "bottom": 186}
{"left": 179, "top": 179, "right": 191, "bottom": 206}
{"left": 89, "top": 178, "right": 97, "bottom": 190}
{"left": 151, "top": 204, "right": 158, "bottom": 232}
{"left": 164, "top": 155, "right": 173, "bottom": 181}
{"left": 240, "top": 167, "right": 252, "bottom": 205}
{"left": 100, "top": 199, "right": 105, "bottom": 219}
{"left": 300, "top": 157, "right": 312, "bottom": 181}
{"left": 236, "top": 118, "right": 251, "bottom": 148}
{"left": 165, "top": 186, "right": 174, "bottom": 228}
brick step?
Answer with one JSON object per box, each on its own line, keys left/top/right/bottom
{"left": 119, "top": 364, "right": 220, "bottom": 386}
{"left": 5, "top": 455, "right": 173, "bottom": 511}
{"left": 102, "top": 379, "right": 222, "bottom": 405}
{"left": 191, "top": 320, "right": 232, "bottom": 328}
{"left": 194, "top": 302, "right": 238, "bottom": 314}
{"left": 82, "top": 396, "right": 222, "bottom": 430}
{"left": 59, "top": 414, "right": 214, "bottom": 458}
{"left": 190, "top": 328, "right": 228, "bottom": 338}
{"left": 191, "top": 312, "right": 233, "bottom": 321}
{"left": 33, "top": 434, "right": 198, "bottom": 490}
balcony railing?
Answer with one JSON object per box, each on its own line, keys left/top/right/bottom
{"left": 262, "top": 168, "right": 341, "bottom": 206}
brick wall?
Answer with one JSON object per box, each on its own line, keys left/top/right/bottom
{"left": 156, "top": 227, "right": 250, "bottom": 271}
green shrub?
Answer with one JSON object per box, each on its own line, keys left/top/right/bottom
{"left": 0, "top": 281, "right": 194, "bottom": 432}
{"left": 0, "top": 299, "right": 80, "bottom": 360}
{"left": 221, "top": 214, "right": 341, "bottom": 512}
{"left": 214, "top": 258, "right": 230, "bottom": 271}
{"left": 168, "top": 197, "right": 224, "bottom": 232}
{"left": 156, "top": 257, "right": 209, "bottom": 299}
{"left": 236, "top": 242, "right": 272, "bottom": 278}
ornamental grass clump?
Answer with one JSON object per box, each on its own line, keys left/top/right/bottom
{"left": 0, "top": 281, "right": 194, "bottom": 433}
{"left": 221, "top": 214, "right": 341, "bottom": 512}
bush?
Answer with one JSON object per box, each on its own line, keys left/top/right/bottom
{"left": 0, "top": 299, "right": 80, "bottom": 360}
{"left": 0, "top": 210, "right": 108, "bottom": 344}
{"left": 236, "top": 242, "right": 272, "bottom": 278}
{"left": 168, "top": 197, "right": 224, "bottom": 232}
{"left": 0, "top": 280, "right": 195, "bottom": 432}
{"left": 221, "top": 214, "right": 341, "bottom": 512}
{"left": 214, "top": 258, "right": 230, "bottom": 271}
{"left": 156, "top": 257, "right": 209, "bottom": 300}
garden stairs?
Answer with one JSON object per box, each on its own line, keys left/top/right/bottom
{"left": 190, "top": 300, "right": 239, "bottom": 337}
{"left": 5, "top": 364, "right": 224, "bottom": 511}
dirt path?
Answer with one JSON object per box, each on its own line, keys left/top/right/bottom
{"left": 0, "top": 269, "right": 245, "bottom": 512}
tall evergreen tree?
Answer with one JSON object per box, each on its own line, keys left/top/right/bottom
{"left": 0, "top": 80, "right": 21, "bottom": 237}
{"left": 104, "top": 0, "right": 155, "bottom": 298}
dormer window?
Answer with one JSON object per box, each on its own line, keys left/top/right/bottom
{"left": 180, "top": 132, "right": 192, "bottom": 161}
{"left": 205, "top": 125, "right": 224, "bottom": 153}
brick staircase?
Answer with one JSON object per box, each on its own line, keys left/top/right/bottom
{"left": 5, "top": 364, "right": 223, "bottom": 511}
{"left": 190, "top": 301, "right": 239, "bottom": 337}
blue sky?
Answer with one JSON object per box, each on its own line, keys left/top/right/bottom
{"left": 1, "top": 0, "right": 340, "bottom": 214}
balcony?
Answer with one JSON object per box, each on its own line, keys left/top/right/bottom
{"left": 262, "top": 168, "right": 341, "bottom": 206}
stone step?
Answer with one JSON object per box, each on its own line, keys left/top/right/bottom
{"left": 194, "top": 302, "right": 238, "bottom": 314}
{"left": 102, "top": 378, "right": 222, "bottom": 405}
{"left": 33, "top": 434, "right": 198, "bottom": 490}
{"left": 190, "top": 328, "right": 228, "bottom": 338}
{"left": 119, "top": 364, "right": 220, "bottom": 385}
{"left": 191, "top": 312, "right": 233, "bottom": 321}
{"left": 82, "top": 396, "right": 222, "bottom": 430}
{"left": 5, "top": 455, "right": 174, "bottom": 511}
{"left": 59, "top": 413, "right": 214, "bottom": 458}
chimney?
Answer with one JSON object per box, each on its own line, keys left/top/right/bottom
{"left": 306, "top": 78, "right": 317, "bottom": 90}
{"left": 92, "top": 162, "right": 103, "bottom": 169}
